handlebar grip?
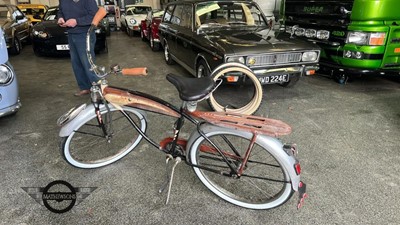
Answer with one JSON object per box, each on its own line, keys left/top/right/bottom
{"left": 121, "top": 68, "right": 148, "bottom": 76}
{"left": 92, "top": 7, "right": 107, "bottom": 26}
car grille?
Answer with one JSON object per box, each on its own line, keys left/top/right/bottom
{"left": 247, "top": 53, "right": 302, "bottom": 67}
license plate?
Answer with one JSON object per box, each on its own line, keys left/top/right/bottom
{"left": 56, "top": 44, "right": 69, "bottom": 50}
{"left": 258, "top": 74, "right": 289, "bottom": 84}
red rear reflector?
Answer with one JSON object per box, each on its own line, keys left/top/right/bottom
{"left": 395, "top": 48, "right": 400, "bottom": 53}
{"left": 294, "top": 163, "right": 301, "bottom": 175}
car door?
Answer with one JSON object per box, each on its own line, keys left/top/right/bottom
{"left": 159, "top": 4, "right": 178, "bottom": 58}
{"left": 11, "top": 6, "right": 30, "bottom": 41}
{"left": 174, "top": 4, "right": 196, "bottom": 72}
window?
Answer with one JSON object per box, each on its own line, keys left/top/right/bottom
{"left": 163, "top": 4, "right": 174, "bottom": 23}
{"left": 171, "top": 4, "right": 183, "bottom": 25}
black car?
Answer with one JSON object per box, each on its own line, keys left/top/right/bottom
{"left": 159, "top": 0, "right": 320, "bottom": 87}
{"left": 31, "top": 7, "right": 108, "bottom": 57}
{"left": 0, "top": 4, "right": 31, "bottom": 55}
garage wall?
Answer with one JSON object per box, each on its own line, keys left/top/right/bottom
{"left": 3, "top": 0, "right": 59, "bottom": 7}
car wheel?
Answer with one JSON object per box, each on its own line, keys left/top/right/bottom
{"left": 196, "top": 59, "right": 210, "bottom": 77}
{"left": 128, "top": 28, "right": 134, "bottom": 37}
{"left": 163, "top": 40, "right": 175, "bottom": 65}
{"left": 33, "top": 45, "right": 42, "bottom": 56}
{"left": 120, "top": 23, "right": 126, "bottom": 31}
{"left": 279, "top": 73, "right": 301, "bottom": 88}
{"left": 9, "top": 37, "right": 21, "bottom": 55}
{"left": 103, "top": 39, "right": 109, "bottom": 53}
{"left": 150, "top": 33, "right": 160, "bottom": 51}
{"left": 140, "top": 29, "right": 146, "bottom": 41}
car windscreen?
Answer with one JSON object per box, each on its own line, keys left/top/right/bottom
{"left": 133, "top": 6, "right": 151, "bottom": 14}
{"left": 195, "top": 2, "right": 267, "bottom": 28}
{"left": 43, "top": 8, "right": 58, "bottom": 21}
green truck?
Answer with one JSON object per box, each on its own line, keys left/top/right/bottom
{"left": 283, "top": 0, "right": 400, "bottom": 83}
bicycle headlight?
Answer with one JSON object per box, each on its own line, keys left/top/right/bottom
{"left": 302, "top": 51, "right": 318, "bottom": 62}
{"left": 226, "top": 56, "right": 245, "bottom": 64}
{"left": 347, "top": 31, "right": 386, "bottom": 46}
{"left": 57, "top": 104, "right": 87, "bottom": 126}
{"left": 0, "top": 64, "right": 14, "bottom": 85}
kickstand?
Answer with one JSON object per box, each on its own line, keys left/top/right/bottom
{"left": 158, "top": 155, "right": 182, "bottom": 204}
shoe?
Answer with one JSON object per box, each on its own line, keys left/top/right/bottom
{"left": 74, "top": 89, "right": 90, "bottom": 97}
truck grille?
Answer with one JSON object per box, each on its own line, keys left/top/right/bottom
{"left": 247, "top": 53, "right": 302, "bottom": 67}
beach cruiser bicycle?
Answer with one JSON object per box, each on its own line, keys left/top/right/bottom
{"left": 57, "top": 8, "right": 307, "bottom": 210}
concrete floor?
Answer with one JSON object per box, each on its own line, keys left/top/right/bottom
{"left": 1, "top": 31, "right": 399, "bottom": 224}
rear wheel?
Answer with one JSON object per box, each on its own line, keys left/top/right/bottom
{"left": 150, "top": 33, "right": 160, "bottom": 51}
{"left": 61, "top": 106, "right": 146, "bottom": 168}
{"left": 163, "top": 40, "right": 175, "bottom": 65}
{"left": 9, "top": 37, "right": 21, "bottom": 55}
{"left": 140, "top": 28, "right": 146, "bottom": 41}
{"left": 189, "top": 129, "right": 293, "bottom": 209}
{"left": 207, "top": 63, "right": 263, "bottom": 115}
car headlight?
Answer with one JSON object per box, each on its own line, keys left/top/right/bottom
{"left": 305, "top": 29, "right": 317, "bottom": 38}
{"left": 129, "top": 18, "right": 137, "bottom": 25}
{"left": 295, "top": 28, "right": 305, "bottom": 36}
{"left": 347, "top": 31, "right": 386, "bottom": 46}
{"left": 0, "top": 64, "right": 14, "bottom": 85}
{"left": 32, "top": 30, "right": 48, "bottom": 38}
{"left": 302, "top": 51, "right": 318, "bottom": 62}
{"left": 317, "top": 30, "right": 330, "bottom": 40}
{"left": 226, "top": 56, "right": 245, "bottom": 64}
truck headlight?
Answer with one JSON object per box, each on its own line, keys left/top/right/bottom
{"left": 305, "top": 29, "right": 317, "bottom": 38}
{"left": 347, "top": 31, "right": 386, "bottom": 46}
{"left": 317, "top": 30, "right": 329, "bottom": 40}
{"left": 302, "top": 51, "right": 318, "bottom": 62}
{"left": 0, "top": 64, "right": 13, "bottom": 85}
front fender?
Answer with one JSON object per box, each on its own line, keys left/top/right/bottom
{"left": 186, "top": 123, "right": 301, "bottom": 192}
{"left": 59, "top": 104, "right": 146, "bottom": 137}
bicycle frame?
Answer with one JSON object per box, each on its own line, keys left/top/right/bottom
{"left": 58, "top": 8, "right": 307, "bottom": 209}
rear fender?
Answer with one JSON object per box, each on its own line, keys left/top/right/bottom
{"left": 186, "top": 123, "right": 301, "bottom": 191}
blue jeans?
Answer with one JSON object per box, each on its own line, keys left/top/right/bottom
{"left": 68, "top": 31, "right": 99, "bottom": 90}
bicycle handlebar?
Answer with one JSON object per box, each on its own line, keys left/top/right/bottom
{"left": 121, "top": 68, "right": 148, "bottom": 76}
{"left": 86, "top": 7, "right": 147, "bottom": 78}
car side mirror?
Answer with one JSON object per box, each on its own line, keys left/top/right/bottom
{"left": 16, "top": 15, "right": 25, "bottom": 21}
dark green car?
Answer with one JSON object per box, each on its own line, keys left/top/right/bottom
{"left": 159, "top": 0, "right": 320, "bottom": 87}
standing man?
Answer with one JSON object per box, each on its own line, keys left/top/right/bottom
{"left": 57, "top": 0, "right": 99, "bottom": 96}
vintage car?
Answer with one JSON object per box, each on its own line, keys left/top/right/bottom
{"left": 0, "top": 4, "right": 31, "bottom": 55}
{"left": 120, "top": 5, "right": 152, "bottom": 36}
{"left": 31, "top": 7, "right": 108, "bottom": 57}
{"left": 159, "top": 0, "right": 320, "bottom": 87}
{"left": 0, "top": 28, "right": 21, "bottom": 117}
{"left": 17, "top": 3, "right": 48, "bottom": 25}
{"left": 140, "top": 9, "right": 164, "bottom": 51}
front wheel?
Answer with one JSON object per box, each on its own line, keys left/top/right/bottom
{"left": 189, "top": 128, "right": 293, "bottom": 209}
{"left": 207, "top": 63, "right": 263, "bottom": 115}
{"left": 61, "top": 106, "right": 147, "bottom": 168}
